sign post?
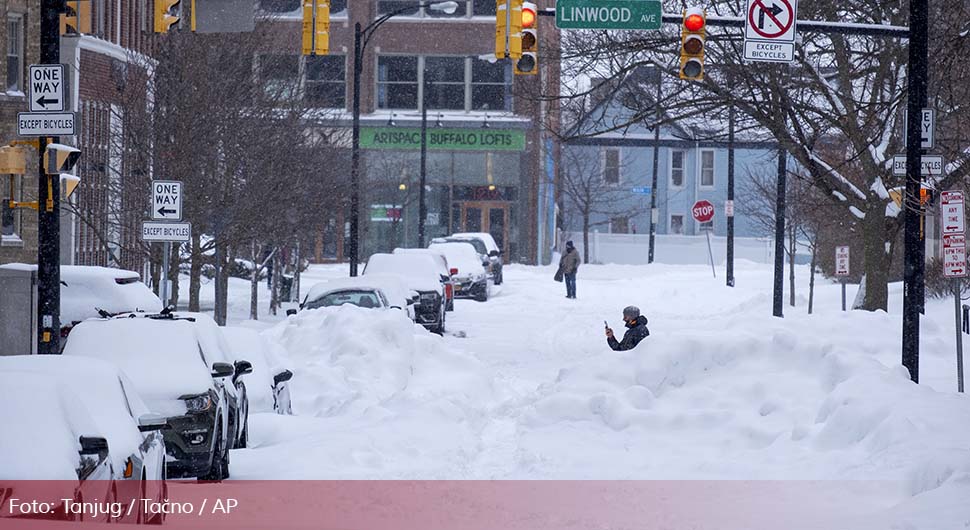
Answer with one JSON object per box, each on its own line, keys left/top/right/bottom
{"left": 692, "top": 200, "right": 716, "bottom": 278}
{"left": 743, "top": 0, "right": 797, "bottom": 63}
{"left": 941, "top": 190, "right": 966, "bottom": 392}
{"left": 835, "top": 245, "right": 850, "bottom": 311}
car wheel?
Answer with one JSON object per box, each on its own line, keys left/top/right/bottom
{"left": 446, "top": 299, "right": 454, "bottom": 312}
{"left": 199, "top": 422, "right": 225, "bottom": 482}
{"left": 219, "top": 439, "right": 231, "bottom": 479}
{"left": 147, "top": 476, "right": 167, "bottom": 525}
{"left": 238, "top": 416, "right": 249, "bottom": 449}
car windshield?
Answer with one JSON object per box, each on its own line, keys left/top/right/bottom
{"left": 446, "top": 238, "right": 487, "bottom": 255}
{"left": 305, "top": 290, "right": 382, "bottom": 310}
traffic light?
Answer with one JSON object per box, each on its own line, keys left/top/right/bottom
{"left": 154, "top": 0, "right": 181, "bottom": 33}
{"left": 43, "top": 144, "right": 81, "bottom": 176}
{"left": 302, "top": 0, "right": 329, "bottom": 55}
{"left": 514, "top": 2, "right": 537, "bottom": 75}
{"left": 495, "top": 0, "right": 523, "bottom": 59}
{"left": 679, "top": 7, "right": 705, "bottom": 81}
{"left": 60, "top": 0, "right": 91, "bottom": 35}
{"left": 60, "top": 174, "right": 81, "bottom": 200}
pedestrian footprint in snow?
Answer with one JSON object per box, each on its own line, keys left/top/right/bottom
{"left": 606, "top": 306, "right": 650, "bottom": 351}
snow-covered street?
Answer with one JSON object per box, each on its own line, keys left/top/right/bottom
{"left": 198, "top": 261, "right": 970, "bottom": 526}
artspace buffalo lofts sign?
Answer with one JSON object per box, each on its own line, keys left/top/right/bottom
{"left": 361, "top": 127, "right": 526, "bottom": 151}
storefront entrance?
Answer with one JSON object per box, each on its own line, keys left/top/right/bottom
{"left": 460, "top": 202, "right": 510, "bottom": 259}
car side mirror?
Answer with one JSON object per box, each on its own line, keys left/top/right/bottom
{"left": 234, "top": 360, "right": 253, "bottom": 377}
{"left": 286, "top": 309, "right": 297, "bottom": 316}
{"left": 137, "top": 414, "right": 169, "bottom": 432}
{"left": 211, "top": 362, "right": 234, "bottom": 379}
{"left": 406, "top": 298, "right": 416, "bottom": 306}
{"left": 78, "top": 436, "right": 109, "bottom": 456}
{"left": 489, "top": 250, "right": 499, "bottom": 257}
{"left": 273, "top": 369, "right": 293, "bottom": 385}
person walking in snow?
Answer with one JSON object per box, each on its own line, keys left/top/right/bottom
{"left": 559, "top": 240, "right": 581, "bottom": 298}
{"left": 606, "top": 305, "right": 650, "bottom": 351}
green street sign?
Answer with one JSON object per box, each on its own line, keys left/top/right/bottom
{"left": 556, "top": 0, "right": 662, "bottom": 30}
{"left": 360, "top": 127, "right": 525, "bottom": 151}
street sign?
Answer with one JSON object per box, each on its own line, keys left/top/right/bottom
{"left": 835, "top": 245, "right": 850, "bottom": 276}
{"left": 28, "top": 65, "right": 65, "bottom": 112}
{"left": 17, "top": 112, "right": 76, "bottom": 137}
{"left": 556, "top": 0, "right": 662, "bottom": 30}
{"left": 691, "top": 199, "right": 715, "bottom": 224}
{"left": 631, "top": 186, "right": 652, "bottom": 194}
{"left": 725, "top": 200, "right": 735, "bottom": 217}
{"left": 941, "top": 190, "right": 965, "bottom": 235}
{"left": 891, "top": 154, "right": 944, "bottom": 176}
{"left": 943, "top": 234, "right": 967, "bottom": 278}
{"left": 151, "top": 180, "right": 183, "bottom": 221}
{"left": 142, "top": 221, "right": 192, "bottom": 243}
{"left": 743, "top": 0, "right": 797, "bottom": 63}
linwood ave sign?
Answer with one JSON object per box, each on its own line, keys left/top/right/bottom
{"left": 360, "top": 128, "right": 525, "bottom": 151}
{"left": 556, "top": 0, "right": 662, "bottom": 30}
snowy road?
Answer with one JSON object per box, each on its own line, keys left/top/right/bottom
{"left": 220, "top": 261, "right": 969, "bottom": 525}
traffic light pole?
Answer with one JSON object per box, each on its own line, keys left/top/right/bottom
{"left": 37, "top": 0, "right": 61, "bottom": 354}
{"left": 647, "top": 67, "right": 661, "bottom": 264}
{"left": 349, "top": 22, "right": 362, "bottom": 277}
{"left": 418, "top": 74, "right": 428, "bottom": 247}
{"left": 902, "top": 0, "right": 928, "bottom": 383}
{"left": 772, "top": 148, "right": 787, "bottom": 318}
{"left": 726, "top": 103, "right": 735, "bottom": 287}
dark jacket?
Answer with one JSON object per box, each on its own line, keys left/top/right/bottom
{"left": 608, "top": 315, "right": 649, "bottom": 351}
{"left": 559, "top": 247, "right": 581, "bottom": 274}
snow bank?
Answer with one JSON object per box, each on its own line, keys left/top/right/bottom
{"left": 264, "top": 305, "right": 493, "bottom": 419}
{"left": 224, "top": 326, "right": 289, "bottom": 413}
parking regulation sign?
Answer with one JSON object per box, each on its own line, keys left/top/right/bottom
{"left": 835, "top": 246, "right": 850, "bottom": 276}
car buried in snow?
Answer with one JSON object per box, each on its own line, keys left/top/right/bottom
{"left": 428, "top": 241, "right": 491, "bottom": 302}
{"left": 392, "top": 247, "right": 456, "bottom": 311}
{"left": 363, "top": 253, "right": 448, "bottom": 334}
{"left": 62, "top": 313, "right": 236, "bottom": 480}
{"left": 433, "top": 232, "right": 504, "bottom": 285}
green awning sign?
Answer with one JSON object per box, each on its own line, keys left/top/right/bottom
{"left": 361, "top": 127, "right": 525, "bottom": 151}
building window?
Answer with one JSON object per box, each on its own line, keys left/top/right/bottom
{"left": 700, "top": 149, "right": 715, "bottom": 187}
{"left": 603, "top": 149, "right": 620, "bottom": 184}
{"left": 670, "top": 214, "right": 684, "bottom": 235}
{"left": 260, "top": 54, "right": 299, "bottom": 99}
{"left": 378, "top": 0, "right": 420, "bottom": 16}
{"left": 425, "top": 56, "right": 465, "bottom": 110}
{"left": 260, "top": 0, "right": 300, "bottom": 12}
{"left": 330, "top": 0, "right": 347, "bottom": 14}
{"left": 670, "top": 150, "right": 685, "bottom": 188}
{"left": 2, "top": 176, "right": 22, "bottom": 243}
{"left": 378, "top": 56, "right": 419, "bottom": 109}
{"left": 306, "top": 55, "right": 345, "bottom": 108}
{"left": 7, "top": 16, "right": 23, "bottom": 93}
{"left": 611, "top": 216, "right": 629, "bottom": 234}
{"left": 472, "top": 0, "right": 495, "bottom": 16}
{"left": 471, "top": 57, "right": 505, "bottom": 111}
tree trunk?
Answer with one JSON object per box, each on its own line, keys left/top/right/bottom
{"left": 582, "top": 211, "right": 590, "bottom": 263}
{"left": 214, "top": 241, "right": 229, "bottom": 326}
{"left": 168, "top": 242, "right": 180, "bottom": 309}
{"left": 270, "top": 250, "right": 282, "bottom": 316}
{"left": 292, "top": 240, "right": 302, "bottom": 303}
{"left": 859, "top": 202, "right": 891, "bottom": 311}
{"left": 808, "top": 241, "right": 817, "bottom": 315}
{"left": 189, "top": 232, "right": 202, "bottom": 312}
{"left": 250, "top": 241, "right": 259, "bottom": 321}
{"left": 150, "top": 243, "right": 162, "bottom": 296}
{"left": 788, "top": 226, "right": 796, "bottom": 307}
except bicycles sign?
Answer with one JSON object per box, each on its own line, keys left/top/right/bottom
{"left": 743, "top": 0, "right": 797, "bottom": 63}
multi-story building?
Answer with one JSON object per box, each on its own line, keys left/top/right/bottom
{"left": 259, "top": 0, "right": 561, "bottom": 265}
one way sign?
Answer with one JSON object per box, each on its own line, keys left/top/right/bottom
{"left": 28, "top": 65, "right": 65, "bottom": 112}
{"left": 152, "top": 181, "right": 183, "bottom": 221}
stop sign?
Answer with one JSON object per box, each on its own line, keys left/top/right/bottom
{"left": 691, "top": 200, "right": 715, "bottom": 223}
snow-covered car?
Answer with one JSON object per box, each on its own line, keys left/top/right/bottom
{"left": 0, "top": 372, "right": 115, "bottom": 522}
{"left": 428, "top": 241, "right": 490, "bottom": 302}
{"left": 363, "top": 253, "right": 447, "bottom": 334}
{"left": 392, "top": 247, "right": 456, "bottom": 310}
{"left": 0, "top": 355, "right": 168, "bottom": 524}
{"left": 435, "top": 232, "right": 504, "bottom": 285}
{"left": 223, "top": 327, "right": 294, "bottom": 416}
{"left": 62, "top": 315, "right": 235, "bottom": 480}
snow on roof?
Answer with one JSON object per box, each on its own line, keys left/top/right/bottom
{"left": 449, "top": 232, "right": 500, "bottom": 253}
{"left": 393, "top": 248, "right": 449, "bottom": 274}
{"left": 428, "top": 242, "right": 487, "bottom": 277}
{"left": 0, "top": 371, "right": 99, "bottom": 480}
{"left": 62, "top": 318, "right": 214, "bottom": 400}
{"left": 304, "top": 276, "right": 397, "bottom": 305}
{"left": 363, "top": 253, "right": 444, "bottom": 293}
{"left": 0, "top": 355, "right": 149, "bottom": 475}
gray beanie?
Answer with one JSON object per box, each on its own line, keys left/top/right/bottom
{"left": 623, "top": 306, "right": 640, "bottom": 320}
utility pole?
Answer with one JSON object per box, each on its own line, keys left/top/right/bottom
{"left": 349, "top": 22, "right": 362, "bottom": 277}
{"left": 772, "top": 147, "right": 787, "bottom": 318}
{"left": 37, "top": 0, "right": 61, "bottom": 354}
{"left": 726, "top": 103, "right": 735, "bottom": 287}
{"left": 418, "top": 72, "right": 429, "bottom": 247}
{"left": 647, "top": 67, "right": 661, "bottom": 263}
{"left": 902, "top": 0, "right": 928, "bottom": 383}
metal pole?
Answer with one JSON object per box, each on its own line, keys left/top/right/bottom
{"left": 647, "top": 67, "right": 661, "bottom": 263}
{"left": 37, "top": 0, "right": 61, "bottom": 354}
{"left": 726, "top": 104, "right": 735, "bottom": 287}
{"left": 349, "top": 23, "right": 362, "bottom": 277}
{"left": 161, "top": 243, "right": 170, "bottom": 308}
{"left": 705, "top": 229, "right": 715, "bottom": 278}
{"left": 902, "top": 0, "right": 928, "bottom": 383}
{"left": 418, "top": 73, "right": 428, "bottom": 247}
{"left": 842, "top": 280, "right": 847, "bottom": 311}
{"left": 772, "top": 148, "right": 787, "bottom": 318}
{"left": 954, "top": 282, "right": 965, "bottom": 392}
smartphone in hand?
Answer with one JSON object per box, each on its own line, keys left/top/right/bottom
{"left": 604, "top": 320, "right": 609, "bottom": 328}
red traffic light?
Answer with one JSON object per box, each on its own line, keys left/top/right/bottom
{"left": 522, "top": 3, "right": 537, "bottom": 28}
{"left": 684, "top": 13, "right": 704, "bottom": 32}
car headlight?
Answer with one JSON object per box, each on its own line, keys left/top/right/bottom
{"left": 183, "top": 394, "right": 213, "bottom": 412}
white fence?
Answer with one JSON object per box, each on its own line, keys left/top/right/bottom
{"left": 560, "top": 232, "right": 776, "bottom": 265}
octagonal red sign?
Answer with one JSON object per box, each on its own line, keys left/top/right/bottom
{"left": 691, "top": 200, "right": 715, "bottom": 223}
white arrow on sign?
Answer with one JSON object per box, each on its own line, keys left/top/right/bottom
{"left": 28, "top": 65, "right": 65, "bottom": 112}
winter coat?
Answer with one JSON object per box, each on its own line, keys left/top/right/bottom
{"left": 559, "top": 248, "right": 581, "bottom": 274}
{"left": 608, "top": 315, "right": 649, "bottom": 351}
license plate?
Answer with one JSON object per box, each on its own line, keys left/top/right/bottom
{"left": 454, "top": 285, "right": 462, "bottom": 291}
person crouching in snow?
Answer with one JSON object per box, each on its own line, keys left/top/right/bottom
{"left": 559, "top": 240, "right": 581, "bottom": 298}
{"left": 606, "top": 306, "right": 650, "bottom": 351}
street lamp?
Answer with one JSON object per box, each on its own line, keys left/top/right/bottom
{"left": 348, "top": 0, "right": 459, "bottom": 276}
